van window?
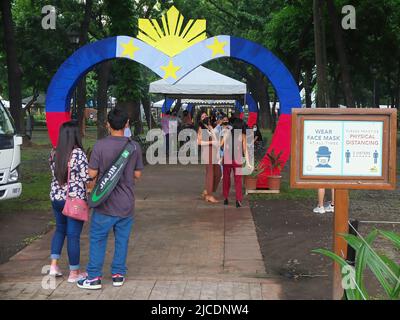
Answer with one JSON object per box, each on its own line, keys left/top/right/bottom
{"left": 0, "top": 103, "right": 15, "bottom": 136}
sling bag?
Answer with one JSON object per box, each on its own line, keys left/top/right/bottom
{"left": 88, "top": 138, "right": 136, "bottom": 208}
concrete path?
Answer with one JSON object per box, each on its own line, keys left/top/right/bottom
{"left": 0, "top": 165, "right": 282, "bottom": 300}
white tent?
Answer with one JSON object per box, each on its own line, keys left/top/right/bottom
{"left": 152, "top": 99, "right": 176, "bottom": 109}
{"left": 149, "top": 66, "right": 246, "bottom": 98}
{"left": 0, "top": 96, "right": 9, "bottom": 108}
{"left": 22, "top": 93, "right": 46, "bottom": 105}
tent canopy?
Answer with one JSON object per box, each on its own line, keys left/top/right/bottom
{"left": 152, "top": 99, "right": 237, "bottom": 109}
{"left": 22, "top": 93, "right": 46, "bottom": 105}
{"left": 149, "top": 66, "right": 246, "bottom": 100}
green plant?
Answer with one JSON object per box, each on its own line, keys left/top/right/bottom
{"left": 313, "top": 229, "right": 400, "bottom": 300}
{"left": 247, "top": 160, "right": 265, "bottom": 178}
{"left": 23, "top": 235, "right": 43, "bottom": 246}
{"left": 266, "top": 149, "right": 284, "bottom": 175}
{"left": 33, "top": 113, "right": 46, "bottom": 121}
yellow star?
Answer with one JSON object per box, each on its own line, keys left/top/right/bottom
{"left": 207, "top": 37, "right": 227, "bottom": 57}
{"left": 160, "top": 59, "right": 181, "bottom": 80}
{"left": 120, "top": 39, "right": 139, "bottom": 59}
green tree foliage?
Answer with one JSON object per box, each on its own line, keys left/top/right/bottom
{"left": 11, "top": 0, "right": 85, "bottom": 97}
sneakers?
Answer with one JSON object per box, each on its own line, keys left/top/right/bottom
{"left": 324, "top": 202, "right": 335, "bottom": 213}
{"left": 76, "top": 275, "right": 125, "bottom": 289}
{"left": 313, "top": 206, "right": 326, "bottom": 214}
{"left": 313, "top": 203, "right": 335, "bottom": 214}
{"left": 112, "top": 274, "right": 125, "bottom": 287}
{"left": 77, "top": 277, "right": 102, "bottom": 290}
{"left": 68, "top": 271, "right": 87, "bottom": 283}
{"left": 49, "top": 265, "right": 63, "bottom": 277}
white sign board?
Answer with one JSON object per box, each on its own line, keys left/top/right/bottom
{"left": 302, "top": 120, "right": 383, "bottom": 177}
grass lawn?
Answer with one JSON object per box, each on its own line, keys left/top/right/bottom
{"left": 0, "top": 126, "right": 98, "bottom": 213}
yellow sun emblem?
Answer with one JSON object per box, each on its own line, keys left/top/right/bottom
{"left": 137, "top": 6, "right": 207, "bottom": 57}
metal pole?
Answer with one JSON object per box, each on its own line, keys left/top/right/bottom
{"left": 332, "top": 189, "right": 349, "bottom": 300}
{"left": 347, "top": 219, "right": 359, "bottom": 266}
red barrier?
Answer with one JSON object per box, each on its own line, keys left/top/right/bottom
{"left": 46, "top": 112, "right": 71, "bottom": 147}
{"left": 256, "top": 114, "right": 291, "bottom": 188}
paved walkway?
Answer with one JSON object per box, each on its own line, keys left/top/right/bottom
{"left": 0, "top": 165, "right": 282, "bottom": 300}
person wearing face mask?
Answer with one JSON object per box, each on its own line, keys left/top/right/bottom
{"left": 221, "top": 118, "right": 250, "bottom": 208}
{"left": 252, "top": 124, "right": 262, "bottom": 144}
{"left": 220, "top": 116, "right": 232, "bottom": 141}
{"left": 197, "top": 112, "right": 221, "bottom": 203}
{"left": 217, "top": 116, "right": 231, "bottom": 178}
{"left": 251, "top": 124, "right": 263, "bottom": 160}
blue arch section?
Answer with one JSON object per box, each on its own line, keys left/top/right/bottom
{"left": 162, "top": 98, "right": 175, "bottom": 113}
{"left": 246, "top": 93, "right": 258, "bottom": 112}
{"left": 46, "top": 36, "right": 300, "bottom": 115}
{"left": 230, "top": 37, "right": 301, "bottom": 114}
{"left": 234, "top": 100, "right": 244, "bottom": 113}
{"left": 46, "top": 37, "right": 117, "bottom": 112}
{"left": 234, "top": 93, "right": 258, "bottom": 113}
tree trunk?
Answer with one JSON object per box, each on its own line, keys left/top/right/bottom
{"left": 77, "top": 79, "right": 86, "bottom": 136}
{"left": 373, "top": 78, "right": 380, "bottom": 108}
{"left": 293, "top": 16, "right": 314, "bottom": 84}
{"left": 77, "top": 0, "right": 93, "bottom": 136}
{"left": 253, "top": 71, "right": 271, "bottom": 130}
{"left": 313, "top": 0, "right": 329, "bottom": 107}
{"left": 331, "top": 69, "right": 340, "bottom": 107}
{"left": 141, "top": 94, "right": 156, "bottom": 129}
{"left": 304, "top": 67, "right": 313, "bottom": 108}
{"left": 326, "top": 0, "right": 355, "bottom": 108}
{"left": 96, "top": 61, "right": 111, "bottom": 139}
{"left": 321, "top": 11, "right": 330, "bottom": 107}
{"left": 271, "top": 93, "right": 277, "bottom": 133}
{"left": 395, "top": 62, "right": 400, "bottom": 109}
{"left": 1, "top": 0, "right": 23, "bottom": 133}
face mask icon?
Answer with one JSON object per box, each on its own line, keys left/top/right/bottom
{"left": 316, "top": 146, "right": 332, "bottom": 168}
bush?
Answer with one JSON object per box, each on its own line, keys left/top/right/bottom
{"left": 313, "top": 229, "right": 400, "bottom": 300}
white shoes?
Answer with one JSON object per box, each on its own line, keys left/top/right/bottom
{"left": 324, "top": 203, "right": 335, "bottom": 213}
{"left": 313, "top": 206, "right": 326, "bottom": 214}
{"left": 313, "top": 202, "right": 335, "bottom": 214}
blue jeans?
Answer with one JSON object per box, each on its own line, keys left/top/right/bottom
{"left": 87, "top": 211, "right": 134, "bottom": 279}
{"left": 50, "top": 200, "right": 84, "bottom": 271}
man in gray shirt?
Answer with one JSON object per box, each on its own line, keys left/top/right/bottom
{"left": 78, "top": 108, "right": 144, "bottom": 290}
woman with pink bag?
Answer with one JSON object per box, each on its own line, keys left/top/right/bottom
{"left": 48, "top": 121, "right": 89, "bottom": 282}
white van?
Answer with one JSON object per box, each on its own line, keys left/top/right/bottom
{"left": 0, "top": 101, "right": 22, "bottom": 200}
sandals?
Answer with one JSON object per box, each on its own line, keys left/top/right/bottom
{"left": 205, "top": 195, "right": 219, "bottom": 203}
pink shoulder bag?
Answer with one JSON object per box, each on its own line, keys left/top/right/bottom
{"left": 62, "top": 154, "right": 89, "bottom": 222}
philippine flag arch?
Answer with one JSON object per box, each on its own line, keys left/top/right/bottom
{"left": 45, "top": 6, "right": 301, "bottom": 188}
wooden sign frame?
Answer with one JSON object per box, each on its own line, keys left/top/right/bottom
{"left": 290, "top": 108, "right": 397, "bottom": 190}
